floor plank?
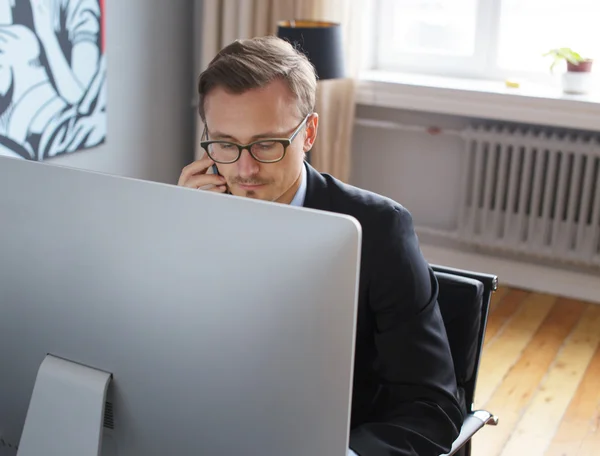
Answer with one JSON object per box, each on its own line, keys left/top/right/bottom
{"left": 474, "top": 292, "right": 556, "bottom": 409}
{"left": 483, "top": 288, "right": 530, "bottom": 348}
{"left": 471, "top": 297, "right": 586, "bottom": 456}
{"left": 499, "top": 305, "right": 600, "bottom": 456}
{"left": 577, "top": 420, "right": 600, "bottom": 456}
{"left": 489, "top": 285, "right": 511, "bottom": 313}
{"left": 545, "top": 340, "right": 600, "bottom": 456}
{"left": 469, "top": 288, "right": 600, "bottom": 456}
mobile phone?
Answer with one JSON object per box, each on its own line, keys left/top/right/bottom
{"left": 211, "top": 164, "right": 230, "bottom": 194}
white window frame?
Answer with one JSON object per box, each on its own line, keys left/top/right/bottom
{"left": 358, "top": 0, "right": 600, "bottom": 134}
{"left": 373, "top": 0, "right": 562, "bottom": 85}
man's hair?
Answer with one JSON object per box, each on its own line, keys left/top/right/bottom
{"left": 197, "top": 36, "right": 317, "bottom": 121}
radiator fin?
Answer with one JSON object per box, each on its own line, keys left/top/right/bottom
{"left": 458, "top": 125, "right": 600, "bottom": 267}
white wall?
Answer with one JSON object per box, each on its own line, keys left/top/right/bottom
{"left": 50, "top": 0, "right": 195, "bottom": 185}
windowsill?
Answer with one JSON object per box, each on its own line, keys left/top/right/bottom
{"left": 357, "top": 70, "right": 600, "bottom": 132}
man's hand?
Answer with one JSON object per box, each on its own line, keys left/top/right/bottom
{"left": 177, "top": 155, "right": 228, "bottom": 193}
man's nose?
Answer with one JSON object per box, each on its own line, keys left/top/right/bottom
{"left": 237, "top": 149, "right": 260, "bottom": 179}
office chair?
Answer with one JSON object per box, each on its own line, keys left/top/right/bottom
{"left": 432, "top": 264, "right": 499, "bottom": 456}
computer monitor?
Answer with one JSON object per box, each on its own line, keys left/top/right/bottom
{"left": 0, "top": 156, "right": 361, "bottom": 456}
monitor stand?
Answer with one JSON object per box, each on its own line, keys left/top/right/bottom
{"left": 17, "top": 354, "right": 112, "bottom": 456}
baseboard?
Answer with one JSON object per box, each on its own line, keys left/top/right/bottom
{"left": 421, "top": 243, "right": 600, "bottom": 305}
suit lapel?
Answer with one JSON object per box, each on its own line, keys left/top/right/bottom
{"left": 302, "top": 162, "right": 331, "bottom": 212}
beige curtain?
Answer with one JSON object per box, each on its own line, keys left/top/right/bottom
{"left": 194, "top": 0, "right": 365, "bottom": 183}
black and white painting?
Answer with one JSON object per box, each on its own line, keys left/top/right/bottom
{"left": 0, "top": 0, "right": 105, "bottom": 161}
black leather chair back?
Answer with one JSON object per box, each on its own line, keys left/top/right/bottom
{"left": 431, "top": 265, "right": 498, "bottom": 456}
{"left": 432, "top": 265, "right": 497, "bottom": 412}
{"left": 435, "top": 272, "right": 482, "bottom": 409}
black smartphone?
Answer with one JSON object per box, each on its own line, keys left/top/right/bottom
{"left": 211, "top": 164, "right": 230, "bottom": 194}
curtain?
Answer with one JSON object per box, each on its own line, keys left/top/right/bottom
{"left": 193, "top": 0, "right": 365, "bottom": 183}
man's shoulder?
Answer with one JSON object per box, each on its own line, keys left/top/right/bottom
{"left": 319, "top": 172, "right": 413, "bottom": 231}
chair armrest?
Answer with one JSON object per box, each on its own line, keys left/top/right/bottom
{"left": 439, "top": 410, "right": 499, "bottom": 456}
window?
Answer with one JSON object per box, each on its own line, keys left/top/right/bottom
{"left": 375, "top": 0, "right": 600, "bottom": 81}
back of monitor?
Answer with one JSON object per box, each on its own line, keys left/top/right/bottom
{"left": 0, "top": 156, "right": 361, "bottom": 456}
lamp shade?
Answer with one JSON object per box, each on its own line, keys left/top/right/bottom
{"left": 277, "top": 20, "right": 345, "bottom": 80}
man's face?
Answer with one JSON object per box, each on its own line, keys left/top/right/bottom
{"left": 203, "top": 79, "right": 318, "bottom": 203}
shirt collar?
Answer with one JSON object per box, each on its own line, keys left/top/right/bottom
{"left": 289, "top": 162, "right": 307, "bottom": 207}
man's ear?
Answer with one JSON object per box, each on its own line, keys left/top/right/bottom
{"left": 303, "top": 113, "right": 319, "bottom": 152}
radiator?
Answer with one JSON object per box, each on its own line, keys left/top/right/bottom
{"left": 457, "top": 124, "right": 600, "bottom": 268}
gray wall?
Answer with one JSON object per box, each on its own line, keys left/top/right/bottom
{"left": 351, "top": 105, "right": 470, "bottom": 232}
{"left": 50, "top": 0, "right": 195, "bottom": 185}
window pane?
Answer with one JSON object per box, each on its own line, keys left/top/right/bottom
{"left": 388, "top": 0, "right": 479, "bottom": 56}
{"left": 497, "top": 0, "right": 600, "bottom": 73}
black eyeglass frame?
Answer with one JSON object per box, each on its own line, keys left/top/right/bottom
{"left": 200, "top": 114, "right": 311, "bottom": 164}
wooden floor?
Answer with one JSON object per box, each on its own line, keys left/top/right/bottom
{"left": 471, "top": 286, "right": 600, "bottom": 456}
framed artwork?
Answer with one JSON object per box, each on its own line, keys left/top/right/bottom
{"left": 0, "top": 0, "right": 105, "bottom": 161}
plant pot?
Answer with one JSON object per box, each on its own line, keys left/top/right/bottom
{"left": 566, "top": 59, "right": 593, "bottom": 72}
{"left": 563, "top": 59, "right": 594, "bottom": 94}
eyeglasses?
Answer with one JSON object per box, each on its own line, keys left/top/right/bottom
{"left": 200, "top": 114, "right": 311, "bottom": 164}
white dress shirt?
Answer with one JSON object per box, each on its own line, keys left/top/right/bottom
{"left": 288, "top": 162, "right": 308, "bottom": 207}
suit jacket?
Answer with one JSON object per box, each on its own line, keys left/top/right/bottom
{"left": 302, "top": 163, "right": 464, "bottom": 456}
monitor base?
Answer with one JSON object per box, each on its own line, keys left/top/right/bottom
{"left": 17, "top": 354, "right": 112, "bottom": 456}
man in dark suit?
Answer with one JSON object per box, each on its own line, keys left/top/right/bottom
{"left": 178, "top": 35, "right": 464, "bottom": 456}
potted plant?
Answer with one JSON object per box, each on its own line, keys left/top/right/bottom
{"left": 543, "top": 47, "right": 594, "bottom": 94}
